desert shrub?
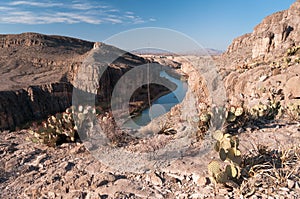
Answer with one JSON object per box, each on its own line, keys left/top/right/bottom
{"left": 285, "top": 102, "right": 300, "bottom": 121}
{"left": 287, "top": 46, "right": 300, "bottom": 56}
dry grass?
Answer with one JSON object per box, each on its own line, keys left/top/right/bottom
{"left": 237, "top": 145, "right": 300, "bottom": 197}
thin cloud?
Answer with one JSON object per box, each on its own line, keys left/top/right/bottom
{"left": 9, "top": 1, "right": 63, "bottom": 7}
{"left": 71, "top": 3, "right": 108, "bottom": 10}
{"left": 0, "top": 0, "right": 152, "bottom": 25}
{"left": 104, "top": 18, "right": 123, "bottom": 24}
{"left": 0, "top": 6, "right": 15, "bottom": 11}
{"left": 56, "top": 12, "right": 102, "bottom": 24}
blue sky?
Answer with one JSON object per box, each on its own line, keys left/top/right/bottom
{"left": 0, "top": 0, "right": 295, "bottom": 50}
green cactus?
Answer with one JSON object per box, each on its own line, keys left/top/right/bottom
{"left": 200, "top": 112, "right": 211, "bottom": 123}
{"left": 235, "top": 107, "right": 244, "bottom": 117}
{"left": 286, "top": 102, "right": 300, "bottom": 120}
{"left": 249, "top": 100, "right": 281, "bottom": 120}
{"left": 219, "top": 148, "right": 227, "bottom": 161}
{"left": 208, "top": 160, "right": 221, "bottom": 177}
{"left": 227, "top": 112, "right": 236, "bottom": 122}
{"left": 225, "top": 164, "right": 240, "bottom": 179}
{"left": 215, "top": 172, "right": 228, "bottom": 183}
{"left": 214, "top": 141, "right": 221, "bottom": 152}
{"left": 212, "top": 130, "right": 223, "bottom": 141}
{"left": 287, "top": 46, "right": 300, "bottom": 56}
{"left": 209, "top": 129, "right": 242, "bottom": 185}
{"left": 226, "top": 106, "right": 244, "bottom": 122}
{"left": 27, "top": 105, "right": 97, "bottom": 146}
{"left": 220, "top": 134, "right": 232, "bottom": 151}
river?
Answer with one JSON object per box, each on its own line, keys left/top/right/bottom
{"left": 123, "top": 70, "right": 188, "bottom": 129}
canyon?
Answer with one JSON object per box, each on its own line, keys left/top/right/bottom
{"left": 0, "top": 1, "right": 300, "bottom": 198}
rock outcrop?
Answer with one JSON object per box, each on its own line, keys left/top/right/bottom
{"left": 219, "top": 0, "right": 300, "bottom": 107}
{"left": 224, "top": 0, "right": 300, "bottom": 67}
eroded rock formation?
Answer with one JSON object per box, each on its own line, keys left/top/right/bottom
{"left": 219, "top": 0, "right": 300, "bottom": 107}
{"left": 224, "top": 0, "right": 300, "bottom": 66}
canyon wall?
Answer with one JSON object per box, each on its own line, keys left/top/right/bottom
{"left": 0, "top": 33, "right": 170, "bottom": 130}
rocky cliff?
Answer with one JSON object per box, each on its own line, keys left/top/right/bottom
{"left": 223, "top": 0, "right": 300, "bottom": 67}
{"left": 0, "top": 33, "right": 171, "bottom": 130}
{"left": 219, "top": 0, "right": 300, "bottom": 108}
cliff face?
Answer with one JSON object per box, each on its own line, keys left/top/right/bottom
{"left": 0, "top": 33, "right": 170, "bottom": 130}
{"left": 219, "top": 0, "right": 300, "bottom": 108}
{"left": 224, "top": 0, "right": 300, "bottom": 67}
{"left": 0, "top": 83, "right": 73, "bottom": 130}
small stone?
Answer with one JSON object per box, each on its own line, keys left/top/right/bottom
{"left": 85, "top": 191, "right": 100, "bottom": 199}
{"left": 279, "top": 187, "right": 290, "bottom": 192}
{"left": 287, "top": 179, "right": 295, "bottom": 189}
{"left": 295, "top": 181, "right": 300, "bottom": 190}
{"left": 259, "top": 75, "right": 268, "bottom": 82}
{"left": 70, "top": 145, "right": 85, "bottom": 154}
{"left": 185, "top": 176, "right": 192, "bottom": 181}
{"left": 197, "top": 177, "right": 210, "bottom": 187}
{"left": 218, "top": 188, "right": 229, "bottom": 195}
{"left": 246, "top": 127, "right": 252, "bottom": 132}
{"left": 238, "top": 128, "right": 245, "bottom": 133}
{"left": 5, "top": 158, "right": 17, "bottom": 172}
{"left": 48, "top": 191, "right": 55, "bottom": 198}
{"left": 190, "top": 193, "right": 203, "bottom": 198}
{"left": 146, "top": 173, "right": 163, "bottom": 186}
{"left": 167, "top": 173, "right": 184, "bottom": 181}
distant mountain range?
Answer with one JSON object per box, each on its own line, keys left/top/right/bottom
{"left": 131, "top": 48, "right": 224, "bottom": 56}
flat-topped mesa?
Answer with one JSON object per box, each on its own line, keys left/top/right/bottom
{"left": 224, "top": 0, "right": 300, "bottom": 65}
{"left": 0, "top": 32, "right": 94, "bottom": 51}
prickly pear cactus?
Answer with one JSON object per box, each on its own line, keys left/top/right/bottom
{"left": 28, "top": 105, "right": 96, "bottom": 146}
{"left": 208, "top": 129, "right": 242, "bottom": 185}
{"left": 225, "top": 106, "right": 247, "bottom": 129}
{"left": 249, "top": 100, "right": 280, "bottom": 120}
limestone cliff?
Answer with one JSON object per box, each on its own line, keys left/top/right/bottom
{"left": 219, "top": 0, "right": 300, "bottom": 107}
{"left": 223, "top": 0, "right": 300, "bottom": 68}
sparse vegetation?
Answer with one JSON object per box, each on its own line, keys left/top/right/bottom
{"left": 239, "top": 145, "right": 300, "bottom": 197}
{"left": 208, "top": 104, "right": 300, "bottom": 197}
{"left": 287, "top": 46, "right": 300, "bottom": 56}
{"left": 285, "top": 102, "right": 300, "bottom": 121}
{"left": 28, "top": 105, "right": 96, "bottom": 146}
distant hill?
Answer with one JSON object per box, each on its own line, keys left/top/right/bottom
{"left": 132, "top": 48, "right": 223, "bottom": 56}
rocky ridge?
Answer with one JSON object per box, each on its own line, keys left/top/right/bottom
{"left": 218, "top": 1, "right": 300, "bottom": 107}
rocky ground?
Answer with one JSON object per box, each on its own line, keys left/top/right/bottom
{"left": 0, "top": 120, "right": 299, "bottom": 198}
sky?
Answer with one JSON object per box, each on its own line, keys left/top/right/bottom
{"left": 0, "top": 0, "right": 296, "bottom": 50}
